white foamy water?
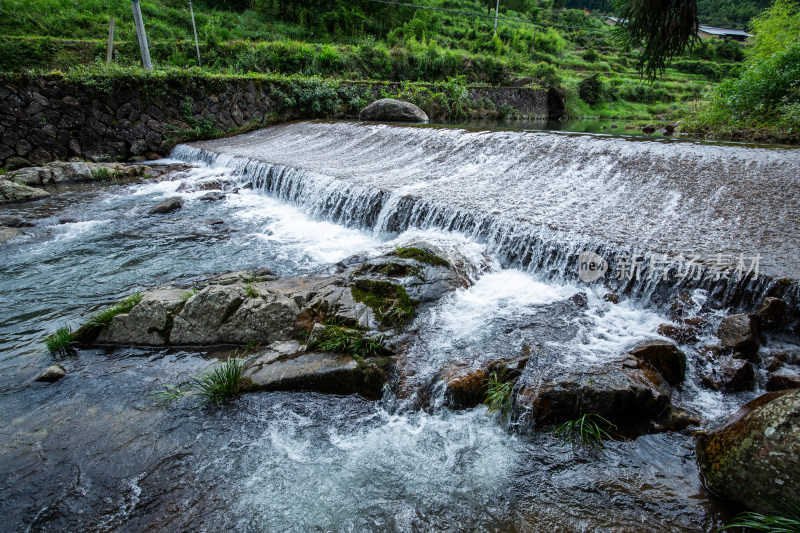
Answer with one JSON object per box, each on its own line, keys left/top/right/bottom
{"left": 229, "top": 189, "right": 380, "bottom": 265}
{"left": 233, "top": 404, "right": 518, "bottom": 531}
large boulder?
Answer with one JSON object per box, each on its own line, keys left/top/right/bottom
{"left": 0, "top": 179, "right": 50, "bottom": 204}
{"left": 516, "top": 354, "right": 671, "bottom": 429}
{"left": 359, "top": 98, "right": 429, "bottom": 123}
{"left": 717, "top": 314, "right": 760, "bottom": 358}
{"left": 756, "top": 297, "right": 787, "bottom": 330}
{"left": 696, "top": 390, "right": 800, "bottom": 514}
{"left": 95, "top": 289, "right": 187, "bottom": 345}
{"left": 628, "top": 339, "right": 686, "bottom": 386}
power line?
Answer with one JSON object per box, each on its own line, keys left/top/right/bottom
{"left": 363, "top": 0, "right": 608, "bottom": 33}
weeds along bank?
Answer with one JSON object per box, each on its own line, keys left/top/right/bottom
{"left": 0, "top": 68, "right": 559, "bottom": 168}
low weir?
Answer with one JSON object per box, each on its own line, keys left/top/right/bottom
{"left": 176, "top": 120, "right": 800, "bottom": 331}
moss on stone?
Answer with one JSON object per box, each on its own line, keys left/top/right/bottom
{"left": 393, "top": 247, "right": 450, "bottom": 267}
{"left": 351, "top": 279, "right": 416, "bottom": 327}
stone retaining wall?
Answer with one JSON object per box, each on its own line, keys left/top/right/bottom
{"left": 0, "top": 74, "right": 562, "bottom": 168}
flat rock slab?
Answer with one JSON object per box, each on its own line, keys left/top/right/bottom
{"left": 0, "top": 179, "right": 50, "bottom": 204}
{"left": 244, "top": 352, "right": 392, "bottom": 399}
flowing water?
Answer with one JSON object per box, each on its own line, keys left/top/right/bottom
{"left": 2, "top": 121, "right": 798, "bottom": 531}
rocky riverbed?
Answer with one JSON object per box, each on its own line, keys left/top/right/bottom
{"left": 2, "top": 133, "right": 800, "bottom": 530}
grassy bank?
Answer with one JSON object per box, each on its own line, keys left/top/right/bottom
{"left": 0, "top": 0, "right": 751, "bottom": 125}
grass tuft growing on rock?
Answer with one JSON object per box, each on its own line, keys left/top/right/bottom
{"left": 244, "top": 282, "right": 259, "bottom": 298}
{"left": 89, "top": 293, "right": 143, "bottom": 326}
{"left": 153, "top": 358, "right": 245, "bottom": 406}
{"left": 484, "top": 371, "right": 514, "bottom": 422}
{"left": 718, "top": 503, "right": 800, "bottom": 532}
{"left": 351, "top": 279, "right": 415, "bottom": 327}
{"left": 44, "top": 325, "right": 76, "bottom": 357}
{"left": 553, "top": 413, "right": 616, "bottom": 448}
{"left": 393, "top": 247, "right": 450, "bottom": 267}
{"left": 311, "top": 325, "right": 383, "bottom": 359}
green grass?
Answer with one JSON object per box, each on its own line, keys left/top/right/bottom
{"left": 483, "top": 371, "right": 514, "bottom": 422}
{"left": 718, "top": 505, "right": 800, "bottom": 532}
{"left": 44, "top": 325, "right": 76, "bottom": 357}
{"left": 553, "top": 413, "right": 616, "bottom": 448}
{"left": 310, "top": 325, "right": 383, "bottom": 359}
{"left": 244, "top": 282, "right": 259, "bottom": 298}
{"left": 154, "top": 358, "right": 245, "bottom": 405}
{"left": 88, "top": 293, "right": 142, "bottom": 326}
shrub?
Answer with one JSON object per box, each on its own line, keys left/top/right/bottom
{"left": 531, "top": 61, "right": 562, "bottom": 86}
{"left": 578, "top": 73, "right": 605, "bottom": 105}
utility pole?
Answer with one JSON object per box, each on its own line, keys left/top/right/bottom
{"left": 131, "top": 0, "right": 153, "bottom": 70}
{"left": 189, "top": 0, "right": 201, "bottom": 67}
{"left": 106, "top": 17, "right": 115, "bottom": 66}
{"left": 493, "top": 0, "right": 500, "bottom": 35}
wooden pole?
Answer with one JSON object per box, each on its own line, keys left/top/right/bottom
{"left": 106, "top": 17, "right": 115, "bottom": 66}
{"left": 189, "top": 0, "right": 201, "bottom": 67}
{"left": 131, "top": 0, "right": 153, "bottom": 70}
{"left": 493, "top": 0, "right": 500, "bottom": 35}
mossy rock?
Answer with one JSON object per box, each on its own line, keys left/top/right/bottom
{"left": 392, "top": 247, "right": 450, "bottom": 267}
{"left": 695, "top": 389, "right": 800, "bottom": 514}
{"left": 351, "top": 279, "right": 416, "bottom": 327}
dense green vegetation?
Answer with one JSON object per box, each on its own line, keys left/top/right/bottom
{"left": 2, "top": 0, "right": 793, "bottom": 141}
{"left": 684, "top": 0, "right": 800, "bottom": 141}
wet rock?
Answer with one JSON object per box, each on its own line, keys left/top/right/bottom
{"left": 756, "top": 297, "right": 787, "bottom": 329}
{"left": 717, "top": 314, "right": 760, "bottom": 357}
{"left": 603, "top": 292, "right": 620, "bottom": 304}
{"left": 243, "top": 351, "right": 392, "bottom": 399}
{"left": 0, "top": 179, "right": 51, "bottom": 204}
{"left": 664, "top": 124, "right": 677, "bottom": 134}
{"left": 80, "top": 244, "right": 463, "bottom": 349}
{"left": 766, "top": 373, "right": 800, "bottom": 392}
{"left": 701, "top": 356, "right": 755, "bottom": 392}
{"left": 199, "top": 191, "right": 226, "bottom": 202}
{"left": 96, "top": 289, "right": 186, "bottom": 346}
{"left": 516, "top": 355, "right": 671, "bottom": 429}
{"left": 0, "top": 226, "right": 24, "bottom": 244}
{"left": 653, "top": 407, "right": 701, "bottom": 432}
{"left": 359, "top": 98, "right": 429, "bottom": 123}
{"left": 0, "top": 215, "right": 34, "bottom": 227}
{"left": 443, "top": 355, "right": 529, "bottom": 409}
{"left": 641, "top": 124, "right": 656, "bottom": 134}
{"left": 35, "top": 364, "right": 66, "bottom": 383}
{"left": 657, "top": 322, "right": 699, "bottom": 344}
{"left": 4, "top": 166, "right": 53, "bottom": 186}
{"left": 696, "top": 390, "right": 800, "bottom": 514}
{"left": 148, "top": 196, "right": 184, "bottom": 214}
{"left": 628, "top": 339, "right": 686, "bottom": 386}
{"left": 169, "top": 284, "right": 299, "bottom": 345}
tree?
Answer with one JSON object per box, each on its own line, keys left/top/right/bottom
{"left": 612, "top": 0, "right": 699, "bottom": 80}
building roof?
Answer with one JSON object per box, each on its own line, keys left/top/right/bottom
{"left": 698, "top": 25, "right": 751, "bottom": 37}
{"left": 605, "top": 17, "right": 751, "bottom": 37}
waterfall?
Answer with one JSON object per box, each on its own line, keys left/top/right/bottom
{"left": 170, "top": 123, "right": 800, "bottom": 333}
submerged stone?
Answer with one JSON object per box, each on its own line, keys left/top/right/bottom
{"left": 35, "top": 364, "right": 66, "bottom": 383}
